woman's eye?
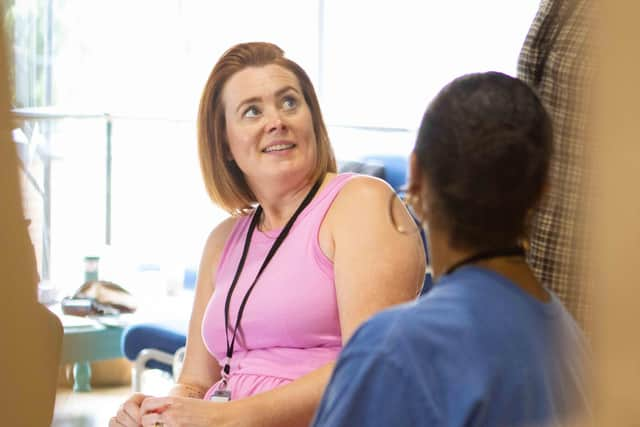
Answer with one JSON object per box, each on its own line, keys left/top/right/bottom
{"left": 282, "top": 96, "right": 298, "bottom": 110}
{"left": 243, "top": 105, "right": 260, "bottom": 118}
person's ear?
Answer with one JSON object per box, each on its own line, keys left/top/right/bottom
{"left": 408, "top": 152, "right": 422, "bottom": 196}
{"left": 408, "top": 152, "right": 431, "bottom": 223}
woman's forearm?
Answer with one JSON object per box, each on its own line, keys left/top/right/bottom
{"left": 168, "top": 382, "right": 208, "bottom": 399}
{"left": 224, "top": 362, "right": 335, "bottom": 427}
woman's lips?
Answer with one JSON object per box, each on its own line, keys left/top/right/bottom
{"left": 262, "top": 143, "right": 296, "bottom": 153}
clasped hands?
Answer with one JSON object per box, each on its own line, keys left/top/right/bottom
{"left": 110, "top": 392, "right": 230, "bottom": 427}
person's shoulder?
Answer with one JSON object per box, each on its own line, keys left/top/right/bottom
{"left": 420, "top": 274, "right": 514, "bottom": 333}
{"left": 201, "top": 215, "right": 243, "bottom": 261}
{"left": 337, "top": 173, "right": 394, "bottom": 203}
{"left": 207, "top": 215, "right": 241, "bottom": 244}
{"left": 315, "top": 305, "right": 434, "bottom": 426}
{"left": 326, "top": 174, "right": 395, "bottom": 223}
{"left": 337, "top": 299, "right": 471, "bottom": 397}
{"left": 342, "top": 301, "right": 429, "bottom": 358}
{"left": 358, "top": 289, "right": 486, "bottom": 354}
{"left": 351, "top": 293, "right": 511, "bottom": 379}
{"left": 341, "top": 272, "right": 509, "bottom": 350}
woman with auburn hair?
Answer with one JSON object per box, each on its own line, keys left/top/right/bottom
{"left": 110, "top": 42, "right": 425, "bottom": 427}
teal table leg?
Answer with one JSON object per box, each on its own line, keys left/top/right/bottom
{"left": 73, "top": 361, "right": 92, "bottom": 392}
{"left": 60, "top": 323, "right": 123, "bottom": 393}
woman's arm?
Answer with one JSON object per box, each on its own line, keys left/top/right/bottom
{"left": 169, "top": 216, "right": 239, "bottom": 398}
{"left": 326, "top": 176, "right": 426, "bottom": 342}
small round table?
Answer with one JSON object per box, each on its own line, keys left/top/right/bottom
{"left": 60, "top": 322, "right": 124, "bottom": 392}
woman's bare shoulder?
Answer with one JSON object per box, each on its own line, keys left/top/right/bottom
{"left": 335, "top": 174, "right": 394, "bottom": 210}
{"left": 320, "top": 174, "right": 396, "bottom": 237}
{"left": 201, "top": 215, "right": 244, "bottom": 261}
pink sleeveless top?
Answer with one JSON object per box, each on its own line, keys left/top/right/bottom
{"left": 201, "top": 174, "right": 355, "bottom": 400}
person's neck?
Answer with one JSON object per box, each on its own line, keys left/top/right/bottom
{"left": 429, "top": 229, "right": 549, "bottom": 302}
{"left": 250, "top": 176, "right": 320, "bottom": 231}
{"left": 428, "top": 228, "right": 474, "bottom": 280}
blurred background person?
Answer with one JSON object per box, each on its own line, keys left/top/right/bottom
{"left": 518, "top": 0, "right": 595, "bottom": 328}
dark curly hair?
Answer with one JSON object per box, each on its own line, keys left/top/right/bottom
{"left": 414, "top": 71, "right": 553, "bottom": 250}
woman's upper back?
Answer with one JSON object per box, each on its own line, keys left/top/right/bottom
{"left": 316, "top": 265, "right": 588, "bottom": 426}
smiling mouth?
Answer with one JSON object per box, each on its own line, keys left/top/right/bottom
{"left": 262, "top": 143, "right": 296, "bottom": 153}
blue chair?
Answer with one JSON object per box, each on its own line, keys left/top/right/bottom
{"left": 121, "top": 269, "right": 195, "bottom": 391}
{"left": 121, "top": 155, "right": 432, "bottom": 391}
{"left": 122, "top": 320, "right": 188, "bottom": 391}
{"left": 360, "top": 155, "right": 409, "bottom": 192}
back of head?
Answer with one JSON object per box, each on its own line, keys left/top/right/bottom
{"left": 198, "top": 42, "right": 335, "bottom": 214}
{"left": 414, "top": 71, "right": 552, "bottom": 250}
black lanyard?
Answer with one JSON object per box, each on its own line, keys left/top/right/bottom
{"left": 443, "top": 246, "right": 525, "bottom": 276}
{"left": 222, "top": 179, "right": 322, "bottom": 379}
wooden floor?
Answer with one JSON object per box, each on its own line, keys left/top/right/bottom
{"left": 52, "top": 385, "right": 131, "bottom": 427}
{"left": 52, "top": 370, "right": 173, "bottom": 427}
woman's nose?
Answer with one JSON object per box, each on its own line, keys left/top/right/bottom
{"left": 265, "top": 110, "right": 286, "bottom": 133}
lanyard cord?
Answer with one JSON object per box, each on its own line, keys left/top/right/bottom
{"left": 443, "top": 246, "right": 525, "bottom": 277}
{"left": 222, "top": 179, "right": 322, "bottom": 378}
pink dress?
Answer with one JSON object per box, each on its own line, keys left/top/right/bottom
{"left": 201, "top": 174, "right": 355, "bottom": 400}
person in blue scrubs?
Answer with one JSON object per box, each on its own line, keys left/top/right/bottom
{"left": 312, "top": 72, "right": 589, "bottom": 427}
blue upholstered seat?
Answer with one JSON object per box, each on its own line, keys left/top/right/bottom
{"left": 121, "top": 321, "right": 186, "bottom": 371}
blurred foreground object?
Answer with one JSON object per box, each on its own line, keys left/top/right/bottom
{"left": 592, "top": 0, "right": 640, "bottom": 425}
{"left": 0, "top": 6, "right": 62, "bottom": 425}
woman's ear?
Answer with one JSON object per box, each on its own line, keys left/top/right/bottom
{"left": 408, "top": 152, "right": 429, "bottom": 222}
{"left": 408, "top": 152, "right": 422, "bottom": 195}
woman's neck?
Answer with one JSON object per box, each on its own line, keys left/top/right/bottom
{"left": 251, "top": 175, "right": 322, "bottom": 231}
{"left": 428, "top": 228, "right": 471, "bottom": 280}
{"left": 429, "top": 229, "right": 549, "bottom": 302}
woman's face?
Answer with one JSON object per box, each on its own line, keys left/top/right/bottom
{"left": 222, "top": 64, "right": 317, "bottom": 188}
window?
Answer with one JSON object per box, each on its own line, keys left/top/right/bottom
{"left": 8, "top": 0, "right": 539, "bottom": 297}
{"left": 322, "top": 0, "right": 539, "bottom": 160}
